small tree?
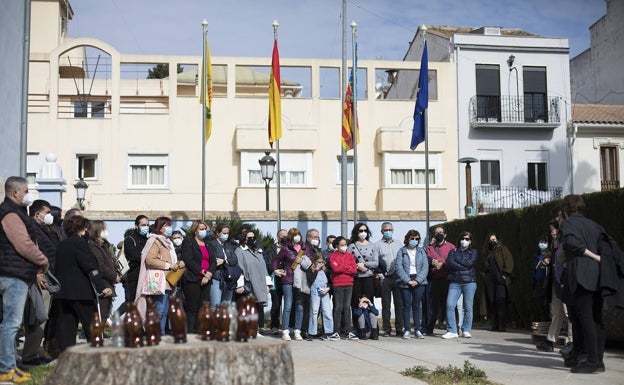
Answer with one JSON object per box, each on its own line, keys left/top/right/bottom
{"left": 147, "top": 64, "right": 183, "bottom": 79}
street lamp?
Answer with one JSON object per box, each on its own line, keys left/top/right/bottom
{"left": 507, "top": 54, "right": 520, "bottom": 122}
{"left": 73, "top": 178, "right": 89, "bottom": 210}
{"left": 458, "top": 157, "right": 479, "bottom": 217}
{"left": 258, "top": 151, "right": 276, "bottom": 211}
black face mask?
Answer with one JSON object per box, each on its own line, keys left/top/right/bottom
{"left": 488, "top": 240, "right": 497, "bottom": 250}
{"left": 246, "top": 238, "right": 256, "bottom": 249}
{"left": 434, "top": 233, "right": 444, "bottom": 243}
{"left": 279, "top": 237, "right": 287, "bottom": 245}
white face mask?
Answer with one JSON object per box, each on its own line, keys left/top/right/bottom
{"left": 293, "top": 235, "right": 302, "bottom": 244}
{"left": 358, "top": 231, "right": 367, "bottom": 240}
{"left": 339, "top": 245, "right": 348, "bottom": 253}
{"left": 173, "top": 238, "right": 183, "bottom": 247}
{"left": 310, "top": 239, "right": 320, "bottom": 247}
{"left": 100, "top": 230, "right": 109, "bottom": 239}
{"left": 460, "top": 239, "right": 471, "bottom": 249}
{"left": 21, "top": 192, "right": 34, "bottom": 207}
{"left": 43, "top": 213, "right": 54, "bottom": 225}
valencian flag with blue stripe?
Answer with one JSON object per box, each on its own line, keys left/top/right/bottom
{"left": 410, "top": 41, "right": 428, "bottom": 150}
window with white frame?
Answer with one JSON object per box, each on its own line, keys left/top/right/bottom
{"left": 336, "top": 155, "right": 354, "bottom": 185}
{"left": 26, "top": 153, "right": 40, "bottom": 185}
{"left": 384, "top": 152, "right": 440, "bottom": 187}
{"left": 76, "top": 154, "right": 98, "bottom": 180}
{"left": 241, "top": 151, "right": 311, "bottom": 187}
{"left": 127, "top": 154, "right": 168, "bottom": 188}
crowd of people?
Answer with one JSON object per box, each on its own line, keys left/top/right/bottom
{"left": 0, "top": 174, "right": 617, "bottom": 383}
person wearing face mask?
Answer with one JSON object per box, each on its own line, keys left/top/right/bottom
{"left": 295, "top": 229, "right": 320, "bottom": 340}
{"left": 347, "top": 222, "right": 379, "bottom": 330}
{"left": 0, "top": 176, "right": 51, "bottom": 382}
{"left": 234, "top": 229, "right": 271, "bottom": 330}
{"left": 395, "top": 230, "right": 428, "bottom": 339}
{"left": 171, "top": 230, "right": 184, "bottom": 256}
{"left": 53, "top": 216, "right": 113, "bottom": 352}
{"left": 328, "top": 236, "right": 358, "bottom": 340}
{"left": 87, "top": 220, "right": 119, "bottom": 323}
{"left": 442, "top": 231, "right": 478, "bottom": 339}
{"left": 179, "top": 220, "right": 214, "bottom": 333}
{"left": 426, "top": 226, "right": 455, "bottom": 335}
{"left": 322, "top": 235, "right": 336, "bottom": 261}
{"left": 483, "top": 233, "right": 514, "bottom": 333}
{"left": 135, "top": 217, "right": 185, "bottom": 335}
{"left": 119, "top": 215, "right": 150, "bottom": 315}
{"left": 375, "top": 222, "right": 404, "bottom": 337}
{"left": 532, "top": 235, "right": 552, "bottom": 322}
{"left": 272, "top": 228, "right": 309, "bottom": 341}
{"left": 264, "top": 229, "right": 288, "bottom": 335}
{"left": 207, "top": 224, "right": 240, "bottom": 312}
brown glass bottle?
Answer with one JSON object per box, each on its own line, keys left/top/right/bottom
{"left": 235, "top": 299, "right": 249, "bottom": 342}
{"left": 212, "top": 304, "right": 222, "bottom": 340}
{"left": 90, "top": 311, "right": 104, "bottom": 347}
{"left": 247, "top": 295, "right": 259, "bottom": 339}
{"left": 125, "top": 302, "right": 144, "bottom": 348}
{"left": 198, "top": 301, "right": 212, "bottom": 341}
{"left": 168, "top": 295, "right": 187, "bottom": 343}
{"left": 219, "top": 305, "right": 230, "bottom": 341}
{"left": 144, "top": 297, "right": 161, "bottom": 346}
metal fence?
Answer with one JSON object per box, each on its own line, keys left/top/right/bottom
{"left": 473, "top": 185, "right": 563, "bottom": 214}
{"left": 469, "top": 95, "right": 560, "bottom": 124}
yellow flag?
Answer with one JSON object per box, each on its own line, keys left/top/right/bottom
{"left": 199, "top": 37, "right": 213, "bottom": 141}
{"left": 268, "top": 39, "right": 281, "bottom": 147}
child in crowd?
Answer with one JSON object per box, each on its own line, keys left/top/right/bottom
{"left": 353, "top": 294, "right": 379, "bottom": 340}
{"left": 307, "top": 253, "right": 335, "bottom": 340}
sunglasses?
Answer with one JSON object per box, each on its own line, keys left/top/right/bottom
{"left": 460, "top": 237, "right": 471, "bottom": 241}
{"left": 409, "top": 237, "right": 421, "bottom": 241}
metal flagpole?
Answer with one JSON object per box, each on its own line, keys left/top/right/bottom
{"left": 351, "top": 21, "right": 358, "bottom": 225}
{"left": 340, "top": 0, "right": 348, "bottom": 237}
{"left": 423, "top": 26, "right": 430, "bottom": 235}
{"left": 273, "top": 21, "right": 282, "bottom": 232}
{"left": 201, "top": 19, "right": 208, "bottom": 222}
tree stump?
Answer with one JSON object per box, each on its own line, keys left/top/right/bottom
{"left": 43, "top": 336, "right": 294, "bottom": 385}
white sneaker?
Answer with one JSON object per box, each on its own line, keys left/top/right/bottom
{"left": 402, "top": 331, "right": 411, "bottom": 339}
{"left": 441, "top": 332, "right": 459, "bottom": 339}
{"left": 282, "top": 329, "right": 291, "bottom": 341}
{"left": 347, "top": 332, "right": 359, "bottom": 340}
{"left": 415, "top": 331, "right": 425, "bottom": 339}
{"left": 463, "top": 331, "right": 472, "bottom": 338}
{"left": 328, "top": 332, "right": 341, "bottom": 341}
{"left": 293, "top": 329, "right": 303, "bottom": 341}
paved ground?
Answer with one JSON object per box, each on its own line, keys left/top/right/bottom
{"left": 274, "top": 328, "right": 624, "bottom": 385}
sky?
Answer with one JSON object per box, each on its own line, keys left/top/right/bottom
{"left": 68, "top": 0, "right": 607, "bottom": 62}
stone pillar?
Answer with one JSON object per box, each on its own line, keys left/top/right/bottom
{"left": 35, "top": 153, "right": 66, "bottom": 207}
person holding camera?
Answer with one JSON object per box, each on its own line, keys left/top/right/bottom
{"left": 353, "top": 294, "right": 379, "bottom": 340}
{"left": 426, "top": 225, "right": 455, "bottom": 334}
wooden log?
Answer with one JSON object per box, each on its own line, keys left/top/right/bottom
{"left": 43, "top": 336, "right": 294, "bottom": 385}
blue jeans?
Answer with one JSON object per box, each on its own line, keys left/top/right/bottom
{"left": 400, "top": 282, "right": 426, "bottom": 332}
{"left": 151, "top": 290, "right": 171, "bottom": 335}
{"left": 0, "top": 276, "right": 29, "bottom": 373}
{"left": 446, "top": 281, "right": 476, "bottom": 333}
{"left": 210, "top": 279, "right": 233, "bottom": 310}
{"left": 281, "top": 284, "right": 293, "bottom": 330}
{"left": 309, "top": 290, "right": 333, "bottom": 335}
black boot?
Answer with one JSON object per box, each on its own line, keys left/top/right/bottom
{"left": 370, "top": 328, "right": 379, "bottom": 340}
{"left": 358, "top": 329, "right": 368, "bottom": 340}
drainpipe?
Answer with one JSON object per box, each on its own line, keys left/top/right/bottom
{"left": 569, "top": 123, "right": 578, "bottom": 194}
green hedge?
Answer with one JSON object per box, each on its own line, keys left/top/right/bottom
{"left": 439, "top": 188, "right": 624, "bottom": 331}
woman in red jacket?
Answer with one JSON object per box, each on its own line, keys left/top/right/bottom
{"left": 328, "top": 236, "right": 358, "bottom": 340}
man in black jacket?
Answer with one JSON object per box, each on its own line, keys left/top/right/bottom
{"left": 0, "top": 177, "right": 49, "bottom": 383}
{"left": 120, "top": 215, "right": 149, "bottom": 311}
{"left": 561, "top": 194, "right": 606, "bottom": 374}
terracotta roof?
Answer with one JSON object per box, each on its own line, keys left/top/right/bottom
{"left": 424, "top": 25, "right": 539, "bottom": 39}
{"left": 572, "top": 104, "right": 624, "bottom": 124}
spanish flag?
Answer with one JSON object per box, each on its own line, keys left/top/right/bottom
{"left": 199, "top": 36, "right": 213, "bottom": 141}
{"left": 341, "top": 69, "right": 359, "bottom": 151}
{"left": 268, "top": 39, "right": 282, "bottom": 147}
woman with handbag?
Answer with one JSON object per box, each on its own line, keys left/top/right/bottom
{"left": 88, "top": 220, "right": 119, "bottom": 322}
{"left": 135, "top": 217, "right": 185, "bottom": 335}
{"left": 181, "top": 220, "right": 215, "bottom": 333}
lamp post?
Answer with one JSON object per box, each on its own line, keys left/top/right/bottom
{"left": 258, "top": 151, "right": 276, "bottom": 211}
{"left": 458, "top": 157, "right": 478, "bottom": 217}
{"left": 73, "top": 178, "right": 88, "bottom": 210}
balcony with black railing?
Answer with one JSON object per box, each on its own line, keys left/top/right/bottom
{"left": 469, "top": 95, "right": 561, "bottom": 128}
{"left": 473, "top": 185, "right": 563, "bottom": 214}
{"left": 601, "top": 180, "right": 620, "bottom": 191}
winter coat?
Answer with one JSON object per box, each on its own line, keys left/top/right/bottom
{"left": 328, "top": 250, "right": 357, "bottom": 287}
{"left": 395, "top": 246, "right": 429, "bottom": 288}
{"left": 447, "top": 247, "right": 478, "bottom": 283}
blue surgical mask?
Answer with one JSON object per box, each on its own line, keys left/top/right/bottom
{"left": 139, "top": 225, "right": 149, "bottom": 236}
{"left": 164, "top": 226, "right": 173, "bottom": 237}
{"left": 220, "top": 233, "right": 229, "bottom": 242}
{"left": 408, "top": 239, "right": 419, "bottom": 248}
{"left": 198, "top": 230, "right": 208, "bottom": 239}
{"left": 538, "top": 242, "right": 548, "bottom": 251}
{"left": 382, "top": 231, "right": 393, "bottom": 240}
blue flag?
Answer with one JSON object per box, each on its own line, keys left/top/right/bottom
{"left": 410, "top": 41, "right": 428, "bottom": 150}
